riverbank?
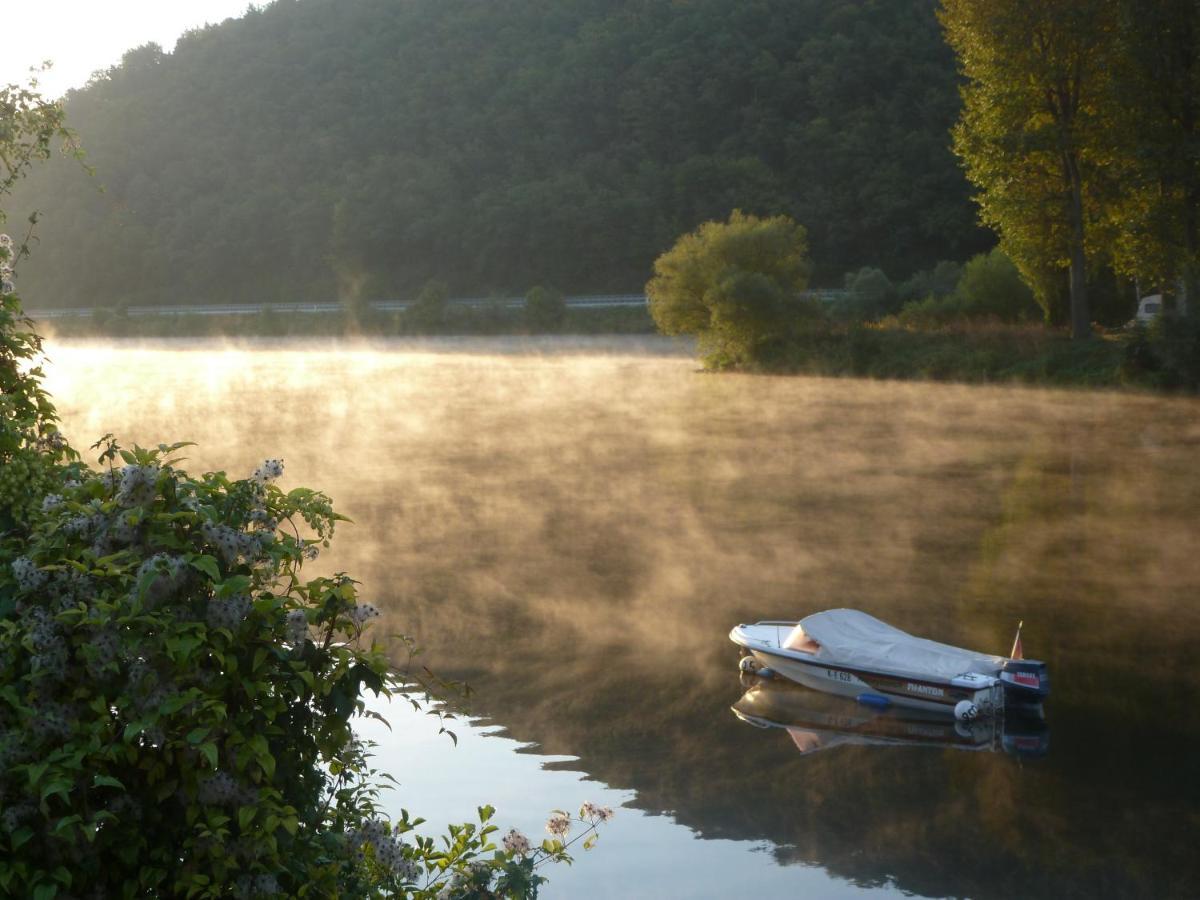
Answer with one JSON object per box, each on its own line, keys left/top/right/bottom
{"left": 32, "top": 306, "right": 1198, "bottom": 392}
{"left": 749, "top": 321, "right": 1198, "bottom": 392}
{"left": 31, "top": 303, "right": 656, "bottom": 339}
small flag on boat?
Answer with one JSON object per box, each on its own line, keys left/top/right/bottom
{"left": 1010, "top": 620, "right": 1024, "bottom": 660}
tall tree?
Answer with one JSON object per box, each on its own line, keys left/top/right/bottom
{"left": 1107, "top": 0, "right": 1200, "bottom": 306}
{"left": 941, "top": 0, "right": 1118, "bottom": 338}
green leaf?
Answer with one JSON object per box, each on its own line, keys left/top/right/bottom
{"left": 237, "top": 806, "right": 255, "bottom": 831}
{"left": 91, "top": 775, "right": 125, "bottom": 790}
{"left": 189, "top": 555, "right": 221, "bottom": 581}
{"left": 186, "top": 727, "right": 210, "bottom": 745}
{"left": 198, "top": 742, "right": 219, "bottom": 770}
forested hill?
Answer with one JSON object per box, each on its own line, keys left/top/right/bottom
{"left": 11, "top": 0, "right": 991, "bottom": 309}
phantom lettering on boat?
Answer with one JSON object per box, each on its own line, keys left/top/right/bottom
{"left": 906, "top": 682, "right": 944, "bottom": 697}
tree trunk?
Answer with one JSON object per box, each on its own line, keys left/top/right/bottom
{"left": 1067, "top": 156, "right": 1091, "bottom": 339}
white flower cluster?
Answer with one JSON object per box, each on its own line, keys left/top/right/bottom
{"left": 26, "top": 607, "right": 67, "bottom": 680}
{"left": 285, "top": 609, "right": 308, "bottom": 645}
{"left": 0, "top": 729, "right": 27, "bottom": 769}
{"left": 348, "top": 603, "right": 380, "bottom": 629}
{"left": 1, "top": 803, "right": 33, "bottom": 834}
{"left": 116, "top": 464, "right": 160, "bottom": 507}
{"left": 545, "top": 812, "right": 570, "bottom": 838}
{"left": 199, "top": 771, "right": 258, "bottom": 806}
{"left": 352, "top": 818, "right": 420, "bottom": 881}
{"left": 207, "top": 594, "right": 252, "bottom": 631}
{"left": 37, "top": 431, "right": 67, "bottom": 452}
{"left": 252, "top": 458, "right": 284, "bottom": 484}
{"left": 579, "top": 801, "right": 614, "bottom": 823}
{"left": 248, "top": 506, "right": 277, "bottom": 530}
{"left": 40, "top": 493, "right": 63, "bottom": 513}
{"left": 135, "top": 553, "right": 187, "bottom": 607}
{"left": 87, "top": 626, "right": 120, "bottom": 677}
{"left": 11, "top": 556, "right": 47, "bottom": 591}
{"left": 302, "top": 543, "right": 320, "bottom": 561}
{"left": 127, "top": 658, "right": 154, "bottom": 689}
{"left": 25, "top": 607, "right": 60, "bottom": 642}
{"left": 29, "top": 701, "right": 76, "bottom": 741}
{"left": 202, "top": 522, "right": 271, "bottom": 565}
{"left": 0, "top": 233, "right": 12, "bottom": 294}
{"left": 501, "top": 828, "right": 531, "bottom": 854}
{"left": 110, "top": 511, "right": 139, "bottom": 545}
{"left": 64, "top": 513, "right": 95, "bottom": 536}
{"left": 50, "top": 567, "right": 97, "bottom": 604}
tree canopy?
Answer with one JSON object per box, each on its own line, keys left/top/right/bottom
{"left": 647, "top": 210, "right": 814, "bottom": 366}
{"left": 942, "top": 0, "right": 1200, "bottom": 334}
{"left": 8, "top": 0, "right": 989, "bottom": 309}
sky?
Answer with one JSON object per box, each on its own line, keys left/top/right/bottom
{"left": 3, "top": 1, "right": 258, "bottom": 98}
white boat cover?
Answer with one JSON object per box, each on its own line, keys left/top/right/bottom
{"left": 795, "top": 609, "right": 1006, "bottom": 681}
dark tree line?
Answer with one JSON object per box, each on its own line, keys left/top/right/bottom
{"left": 10, "top": 0, "right": 991, "bottom": 309}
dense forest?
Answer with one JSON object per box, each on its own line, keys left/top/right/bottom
{"left": 9, "top": 0, "right": 991, "bottom": 309}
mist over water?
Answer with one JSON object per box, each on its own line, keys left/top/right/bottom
{"left": 44, "top": 337, "right": 1200, "bottom": 898}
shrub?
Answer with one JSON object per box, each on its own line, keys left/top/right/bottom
{"left": 647, "top": 210, "right": 817, "bottom": 368}
{"left": 953, "top": 248, "right": 1039, "bottom": 321}
{"left": 523, "top": 286, "right": 566, "bottom": 333}
{"left": 0, "top": 274, "right": 617, "bottom": 899}
{"left": 0, "top": 80, "right": 611, "bottom": 896}
{"left": 898, "top": 260, "right": 962, "bottom": 305}
{"left": 1149, "top": 312, "right": 1200, "bottom": 389}
{"left": 897, "top": 249, "right": 1038, "bottom": 326}
{"left": 839, "top": 267, "right": 898, "bottom": 320}
{"left": 404, "top": 280, "right": 448, "bottom": 333}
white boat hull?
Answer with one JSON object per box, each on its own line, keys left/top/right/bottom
{"left": 732, "top": 621, "right": 1005, "bottom": 716}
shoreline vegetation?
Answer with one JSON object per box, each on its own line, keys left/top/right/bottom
{"left": 30, "top": 303, "right": 1193, "bottom": 393}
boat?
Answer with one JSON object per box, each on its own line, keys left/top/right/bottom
{"left": 729, "top": 609, "right": 1049, "bottom": 719}
{"left": 732, "top": 676, "right": 1050, "bottom": 759}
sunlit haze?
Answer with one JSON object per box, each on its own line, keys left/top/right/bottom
{"left": 4, "top": 1, "right": 256, "bottom": 98}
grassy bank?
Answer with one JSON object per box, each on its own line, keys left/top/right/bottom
{"left": 752, "top": 321, "right": 1197, "bottom": 391}
{"left": 33, "top": 303, "right": 656, "bottom": 339}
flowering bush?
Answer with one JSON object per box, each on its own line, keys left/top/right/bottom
{"left": 0, "top": 80, "right": 610, "bottom": 899}
{"left": 0, "top": 281, "right": 613, "bottom": 898}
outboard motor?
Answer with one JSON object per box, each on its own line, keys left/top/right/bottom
{"left": 1000, "top": 659, "right": 1050, "bottom": 706}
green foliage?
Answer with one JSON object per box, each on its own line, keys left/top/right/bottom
{"left": 941, "top": 0, "right": 1119, "bottom": 338}
{"left": 647, "top": 210, "right": 816, "bottom": 368}
{"left": 523, "top": 286, "right": 566, "bottom": 334}
{"left": 950, "top": 249, "right": 1033, "bottom": 319}
{"left": 898, "top": 260, "right": 963, "bottom": 305}
{"left": 1125, "top": 314, "right": 1200, "bottom": 391}
{"left": 404, "top": 280, "right": 448, "bottom": 334}
{"left": 0, "top": 81, "right": 611, "bottom": 897}
{"left": 897, "top": 250, "right": 1042, "bottom": 326}
{"left": 10, "top": 0, "right": 988, "bottom": 309}
{"left": 838, "top": 267, "right": 897, "bottom": 321}
{"left": 779, "top": 322, "right": 1135, "bottom": 387}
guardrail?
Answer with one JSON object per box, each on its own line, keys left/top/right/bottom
{"left": 26, "top": 290, "right": 846, "bottom": 319}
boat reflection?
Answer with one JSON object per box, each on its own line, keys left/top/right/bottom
{"left": 733, "top": 676, "right": 1049, "bottom": 759}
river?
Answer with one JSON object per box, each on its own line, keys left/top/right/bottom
{"left": 43, "top": 336, "right": 1200, "bottom": 899}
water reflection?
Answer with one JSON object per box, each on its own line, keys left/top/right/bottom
{"left": 732, "top": 676, "right": 1050, "bottom": 758}
{"left": 43, "top": 338, "right": 1200, "bottom": 899}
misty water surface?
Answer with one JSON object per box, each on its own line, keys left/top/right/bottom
{"left": 43, "top": 336, "right": 1200, "bottom": 899}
